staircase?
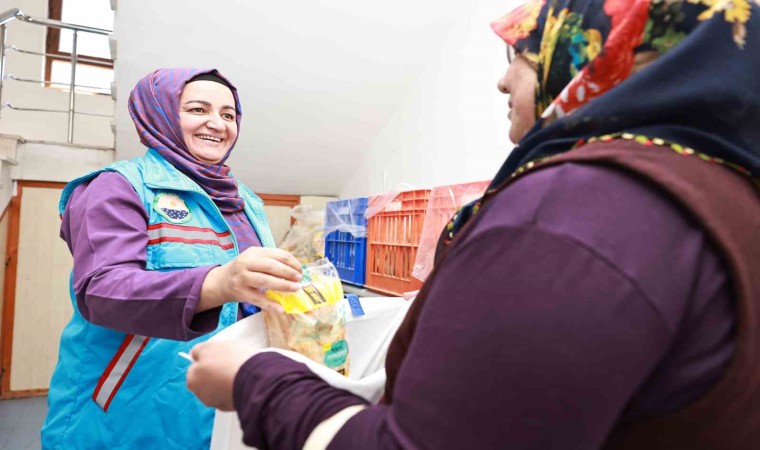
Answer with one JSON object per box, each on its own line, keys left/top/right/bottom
{"left": 0, "top": 5, "right": 116, "bottom": 211}
{"left": 0, "top": 134, "right": 114, "bottom": 211}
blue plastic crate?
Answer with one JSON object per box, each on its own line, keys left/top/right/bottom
{"left": 324, "top": 197, "right": 368, "bottom": 286}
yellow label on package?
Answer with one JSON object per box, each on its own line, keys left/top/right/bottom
{"left": 265, "top": 273, "right": 343, "bottom": 314}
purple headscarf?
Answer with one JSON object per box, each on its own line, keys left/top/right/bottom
{"left": 128, "top": 68, "right": 245, "bottom": 213}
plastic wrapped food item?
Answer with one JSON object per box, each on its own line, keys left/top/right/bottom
{"left": 264, "top": 258, "right": 349, "bottom": 375}
{"left": 279, "top": 205, "right": 326, "bottom": 263}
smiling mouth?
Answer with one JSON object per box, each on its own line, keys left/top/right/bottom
{"left": 195, "top": 134, "right": 223, "bottom": 143}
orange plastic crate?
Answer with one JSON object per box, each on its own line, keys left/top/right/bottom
{"left": 365, "top": 189, "right": 431, "bottom": 296}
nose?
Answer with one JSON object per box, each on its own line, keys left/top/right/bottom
{"left": 497, "top": 73, "right": 509, "bottom": 95}
{"left": 205, "top": 114, "right": 224, "bottom": 131}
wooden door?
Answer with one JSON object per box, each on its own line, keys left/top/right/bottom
{"left": 1, "top": 181, "right": 71, "bottom": 398}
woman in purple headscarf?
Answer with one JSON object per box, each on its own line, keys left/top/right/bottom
{"left": 41, "top": 68, "right": 302, "bottom": 449}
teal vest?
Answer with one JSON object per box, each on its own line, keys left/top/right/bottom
{"left": 42, "top": 149, "right": 275, "bottom": 449}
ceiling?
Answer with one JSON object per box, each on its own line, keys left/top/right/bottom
{"left": 114, "top": 0, "right": 515, "bottom": 196}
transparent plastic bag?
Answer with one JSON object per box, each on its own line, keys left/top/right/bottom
{"left": 279, "top": 205, "right": 326, "bottom": 263}
{"left": 324, "top": 198, "right": 368, "bottom": 238}
{"left": 263, "top": 258, "right": 350, "bottom": 375}
{"left": 364, "top": 183, "right": 419, "bottom": 220}
{"left": 411, "top": 181, "right": 490, "bottom": 282}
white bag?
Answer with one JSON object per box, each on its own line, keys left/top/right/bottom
{"left": 209, "top": 296, "right": 411, "bottom": 450}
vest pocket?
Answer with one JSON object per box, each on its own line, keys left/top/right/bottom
{"left": 146, "top": 222, "right": 232, "bottom": 269}
{"left": 146, "top": 242, "right": 214, "bottom": 269}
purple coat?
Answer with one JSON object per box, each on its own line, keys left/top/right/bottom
{"left": 231, "top": 162, "right": 734, "bottom": 450}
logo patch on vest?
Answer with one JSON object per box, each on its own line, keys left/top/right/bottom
{"left": 153, "top": 193, "right": 192, "bottom": 224}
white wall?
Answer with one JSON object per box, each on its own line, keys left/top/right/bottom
{"left": 339, "top": 2, "right": 514, "bottom": 197}
{"left": 113, "top": 0, "right": 519, "bottom": 197}
{"left": 12, "top": 140, "right": 114, "bottom": 181}
{"left": 0, "top": 0, "right": 114, "bottom": 147}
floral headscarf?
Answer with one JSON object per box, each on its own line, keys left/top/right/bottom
{"left": 443, "top": 0, "right": 760, "bottom": 247}
{"left": 493, "top": 0, "right": 755, "bottom": 121}
{"left": 128, "top": 68, "right": 246, "bottom": 213}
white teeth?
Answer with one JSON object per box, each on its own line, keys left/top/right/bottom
{"left": 196, "top": 134, "right": 222, "bottom": 143}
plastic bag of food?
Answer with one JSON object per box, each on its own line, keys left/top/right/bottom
{"left": 263, "top": 258, "right": 349, "bottom": 375}
{"left": 279, "top": 204, "right": 326, "bottom": 263}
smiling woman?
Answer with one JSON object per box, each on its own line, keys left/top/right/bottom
{"left": 179, "top": 78, "right": 239, "bottom": 164}
{"left": 40, "top": 68, "right": 303, "bottom": 450}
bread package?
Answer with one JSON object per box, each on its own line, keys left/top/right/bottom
{"left": 264, "top": 259, "right": 349, "bottom": 375}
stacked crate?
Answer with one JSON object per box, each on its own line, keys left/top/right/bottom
{"left": 364, "top": 189, "right": 430, "bottom": 296}
{"left": 324, "top": 197, "right": 368, "bottom": 286}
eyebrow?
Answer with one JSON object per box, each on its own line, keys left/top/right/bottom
{"left": 183, "top": 100, "right": 236, "bottom": 112}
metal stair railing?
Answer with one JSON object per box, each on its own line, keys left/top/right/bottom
{"left": 0, "top": 8, "right": 113, "bottom": 144}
